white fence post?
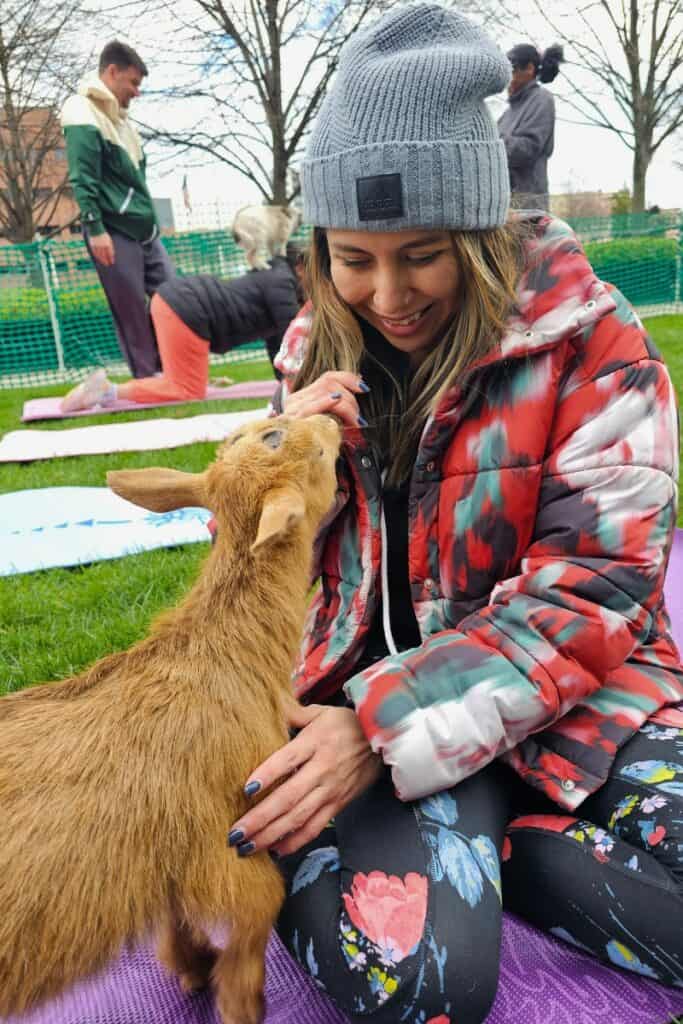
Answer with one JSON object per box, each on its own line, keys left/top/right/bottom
{"left": 38, "top": 243, "right": 65, "bottom": 374}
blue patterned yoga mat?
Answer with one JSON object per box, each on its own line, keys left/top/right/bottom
{"left": 0, "top": 487, "right": 211, "bottom": 576}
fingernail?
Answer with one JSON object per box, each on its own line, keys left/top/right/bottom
{"left": 358, "top": 379, "right": 371, "bottom": 393}
{"left": 244, "top": 780, "right": 261, "bottom": 796}
{"left": 237, "top": 840, "right": 256, "bottom": 857}
{"left": 228, "top": 828, "right": 245, "bottom": 847}
{"left": 357, "top": 416, "right": 369, "bottom": 428}
{"left": 330, "top": 391, "right": 342, "bottom": 399}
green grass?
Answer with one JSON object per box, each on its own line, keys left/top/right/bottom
{"left": 1, "top": 315, "right": 682, "bottom": 695}
{"left": 0, "top": 357, "right": 273, "bottom": 693}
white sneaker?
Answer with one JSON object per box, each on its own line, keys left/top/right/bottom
{"left": 60, "top": 369, "right": 112, "bottom": 413}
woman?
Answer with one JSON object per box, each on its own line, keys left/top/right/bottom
{"left": 498, "top": 43, "right": 564, "bottom": 210}
{"left": 226, "top": 6, "right": 683, "bottom": 1023}
{"left": 60, "top": 243, "right": 304, "bottom": 412}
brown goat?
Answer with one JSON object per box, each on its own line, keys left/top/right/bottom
{"left": 0, "top": 413, "right": 341, "bottom": 1024}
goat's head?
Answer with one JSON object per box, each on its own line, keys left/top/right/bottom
{"left": 107, "top": 415, "right": 341, "bottom": 555}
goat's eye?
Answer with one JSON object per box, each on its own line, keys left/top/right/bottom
{"left": 262, "top": 429, "right": 285, "bottom": 450}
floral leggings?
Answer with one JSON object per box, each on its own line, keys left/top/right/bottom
{"left": 275, "top": 709, "right": 683, "bottom": 1024}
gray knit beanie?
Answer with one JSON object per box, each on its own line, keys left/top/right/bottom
{"left": 301, "top": 3, "right": 511, "bottom": 231}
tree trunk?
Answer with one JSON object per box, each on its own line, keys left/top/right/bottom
{"left": 631, "top": 142, "right": 649, "bottom": 213}
{"left": 271, "top": 125, "right": 288, "bottom": 206}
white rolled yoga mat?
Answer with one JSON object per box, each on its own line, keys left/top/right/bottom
{"left": 0, "top": 408, "right": 269, "bottom": 463}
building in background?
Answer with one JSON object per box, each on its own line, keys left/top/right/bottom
{"left": 549, "top": 191, "right": 613, "bottom": 220}
{"left": 0, "top": 106, "right": 79, "bottom": 243}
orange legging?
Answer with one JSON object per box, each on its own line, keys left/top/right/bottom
{"left": 119, "top": 294, "right": 209, "bottom": 404}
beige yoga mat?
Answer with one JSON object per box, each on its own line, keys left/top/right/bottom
{"left": 0, "top": 408, "right": 269, "bottom": 463}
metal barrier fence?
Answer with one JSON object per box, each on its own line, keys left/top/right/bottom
{"left": 0, "top": 215, "right": 680, "bottom": 389}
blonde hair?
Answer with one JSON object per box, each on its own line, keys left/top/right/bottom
{"left": 295, "top": 224, "right": 526, "bottom": 485}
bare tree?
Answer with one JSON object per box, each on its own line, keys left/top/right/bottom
{"left": 132, "top": 0, "right": 406, "bottom": 207}
{"left": 0, "top": 0, "right": 90, "bottom": 242}
{"left": 524, "top": 0, "right": 683, "bottom": 212}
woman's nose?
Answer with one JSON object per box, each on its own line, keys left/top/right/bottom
{"left": 371, "top": 266, "right": 411, "bottom": 316}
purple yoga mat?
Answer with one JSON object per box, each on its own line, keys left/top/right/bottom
{"left": 5, "top": 915, "right": 683, "bottom": 1024}
{"left": 21, "top": 380, "right": 278, "bottom": 422}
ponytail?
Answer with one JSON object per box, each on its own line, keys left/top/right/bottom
{"left": 538, "top": 44, "right": 564, "bottom": 83}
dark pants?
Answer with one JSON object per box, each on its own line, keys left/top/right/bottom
{"left": 276, "top": 712, "right": 683, "bottom": 1024}
{"left": 85, "top": 229, "right": 174, "bottom": 378}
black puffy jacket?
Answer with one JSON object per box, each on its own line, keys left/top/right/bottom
{"left": 156, "top": 256, "right": 300, "bottom": 356}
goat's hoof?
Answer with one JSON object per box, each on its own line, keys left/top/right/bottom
{"left": 216, "top": 990, "right": 264, "bottom": 1024}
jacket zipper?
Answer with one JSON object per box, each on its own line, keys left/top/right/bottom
{"left": 119, "top": 187, "right": 134, "bottom": 214}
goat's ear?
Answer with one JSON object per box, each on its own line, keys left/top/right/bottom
{"left": 107, "top": 468, "right": 207, "bottom": 512}
{"left": 251, "top": 486, "right": 305, "bottom": 554}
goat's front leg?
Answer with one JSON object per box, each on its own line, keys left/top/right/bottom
{"left": 157, "top": 914, "right": 217, "bottom": 993}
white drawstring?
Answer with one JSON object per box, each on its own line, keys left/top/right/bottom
{"left": 379, "top": 470, "right": 399, "bottom": 656}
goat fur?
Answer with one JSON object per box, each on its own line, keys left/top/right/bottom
{"left": 232, "top": 205, "right": 302, "bottom": 270}
{"left": 0, "top": 414, "right": 341, "bottom": 1024}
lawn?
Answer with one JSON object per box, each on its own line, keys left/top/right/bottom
{"left": 0, "top": 357, "right": 274, "bottom": 692}
{"left": 1, "top": 317, "right": 683, "bottom": 692}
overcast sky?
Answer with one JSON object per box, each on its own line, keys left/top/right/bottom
{"left": 95, "top": 0, "right": 683, "bottom": 220}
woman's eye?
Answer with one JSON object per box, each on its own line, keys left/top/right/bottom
{"left": 407, "top": 251, "right": 443, "bottom": 264}
{"left": 341, "top": 258, "right": 370, "bottom": 268}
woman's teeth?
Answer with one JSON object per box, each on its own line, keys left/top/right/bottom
{"left": 381, "top": 307, "right": 428, "bottom": 326}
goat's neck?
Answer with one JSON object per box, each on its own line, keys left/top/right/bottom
{"left": 164, "top": 522, "right": 314, "bottom": 670}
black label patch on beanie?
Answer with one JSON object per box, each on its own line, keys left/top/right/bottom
{"left": 356, "top": 174, "right": 403, "bottom": 221}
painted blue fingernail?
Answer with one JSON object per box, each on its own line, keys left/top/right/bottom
{"left": 244, "top": 780, "right": 261, "bottom": 796}
{"left": 358, "top": 379, "right": 371, "bottom": 393}
{"left": 330, "top": 391, "right": 342, "bottom": 399}
{"left": 237, "top": 840, "right": 256, "bottom": 857}
{"left": 358, "top": 416, "right": 369, "bottom": 427}
{"left": 228, "top": 828, "right": 245, "bottom": 847}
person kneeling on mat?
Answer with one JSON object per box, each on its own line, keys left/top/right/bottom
{"left": 61, "top": 242, "right": 305, "bottom": 413}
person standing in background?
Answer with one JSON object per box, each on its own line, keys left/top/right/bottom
{"left": 497, "top": 43, "right": 564, "bottom": 211}
{"left": 61, "top": 40, "right": 174, "bottom": 378}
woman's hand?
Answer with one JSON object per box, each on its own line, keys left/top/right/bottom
{"left": 283, "top": 372, "right": 369, "bottom": 430}
{"left": 228, "top": 703, "right": 383, "bottom": 857}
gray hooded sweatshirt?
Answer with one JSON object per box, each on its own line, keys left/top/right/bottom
{"left": 497, "top": 80, "right": 555, "bottom": 209}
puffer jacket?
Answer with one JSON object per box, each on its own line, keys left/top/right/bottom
{"left": 157, "top": 257, "right": 300, "bottom": 354}
{"left": 273, "top": 215, "right": 683, "bottom": 811}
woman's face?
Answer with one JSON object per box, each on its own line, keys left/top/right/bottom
{"left": 508, "top": 61, "right": 536, "bottom": 96}
{"left": 326, "top": 228, "right": 460, "bottom": 364}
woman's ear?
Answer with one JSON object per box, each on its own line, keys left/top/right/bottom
{"left": 107, "top": 468, "right": 207, "bottom": 512}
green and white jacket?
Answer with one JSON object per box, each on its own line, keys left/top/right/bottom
{"left": 61, "top": 73, "right": 158, "bottom": 243}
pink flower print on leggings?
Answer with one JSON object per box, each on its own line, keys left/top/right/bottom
{"left": 342, "top": 870, "right": 428, "bottom": 965}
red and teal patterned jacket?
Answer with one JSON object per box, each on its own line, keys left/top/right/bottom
{"left": 273, "top": 215, "right": 683, "bottom": 811}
